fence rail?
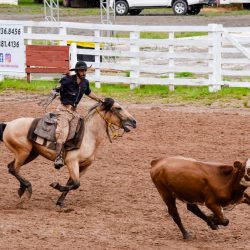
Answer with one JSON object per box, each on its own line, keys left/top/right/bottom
{"left": 0, "top": 20, "right": 250, "bottom": 92}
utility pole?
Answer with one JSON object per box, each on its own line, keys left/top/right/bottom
{"left": 100, "top": 0, "right": 115, "bottom": 25}
{"left": 100, "top": 0, "right": 116, "bottom": 62}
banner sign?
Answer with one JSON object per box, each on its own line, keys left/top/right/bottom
{"left": 0, "top": 24, "right": 25, "bottom": 73}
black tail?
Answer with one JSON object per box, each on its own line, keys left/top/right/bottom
{"left": 0, "top": 123, "right": 6, "bottom": 141}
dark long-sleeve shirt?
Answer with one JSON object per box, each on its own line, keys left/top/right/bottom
{"left": 55, "top": 74, "right": 91, "bottom": 108}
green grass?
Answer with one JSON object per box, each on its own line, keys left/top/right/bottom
{"left": 0, "top": 78, "right": 58, "bottom": 92}
{"left": 140, "top": 32, "right": 207, "bottom": 39}
{"left": 1, "top": 78, "right": 250, "bottom": 107}
{"left": 115, "top": 31, "right": 207, "bottom": 39}
{"left": 175, "top": 72, "right": 195, "bottom": 78}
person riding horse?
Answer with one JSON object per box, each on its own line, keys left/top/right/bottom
{"left": 44, "top": 61, "right": 103, "bottom": 169}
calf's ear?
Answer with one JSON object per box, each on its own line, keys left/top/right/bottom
{"left": 233, "top": 161, "right": 243, "bottom": 169}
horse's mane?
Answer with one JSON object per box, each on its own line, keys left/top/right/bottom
{"left": 87, "top": 98, "right": 115, "bottom": 116}
{"left": 88, "top": 102, "right": 100, "bottom": 114}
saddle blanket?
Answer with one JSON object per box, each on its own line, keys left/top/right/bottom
{"left": 27, "top": 113, "right": 84, "bottom": 151}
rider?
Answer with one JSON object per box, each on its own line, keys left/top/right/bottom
{"left": 47, "top": 61, "right": 103, "bottom": 169}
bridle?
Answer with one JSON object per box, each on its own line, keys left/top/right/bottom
{"left": 95, "top": 107, "right": 125, "bottom": 143}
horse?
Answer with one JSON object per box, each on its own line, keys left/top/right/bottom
{"left": 0, "top": 98, "right": 136, "bottom": 208}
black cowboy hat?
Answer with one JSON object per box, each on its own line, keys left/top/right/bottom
{"left": 70, "top": 61, "right": 90, "bottom": 71}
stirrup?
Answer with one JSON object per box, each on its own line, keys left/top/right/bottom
{"left": 54, "top": 156, "right": 64, "bottom": 169}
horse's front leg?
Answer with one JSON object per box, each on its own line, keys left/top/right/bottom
{"left": 55, "top": 178, "right": 72, "bottom": 208}
{"left": 54, "top": 163, "right": 91, "bottom": 208}
{"left": 50, "top": 179, "right": 80, "bottom": 192}
{"left": 50, "top": 160, "right": 80, "bottom": 195}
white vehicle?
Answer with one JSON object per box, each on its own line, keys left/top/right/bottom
{"left": 111, "top": 0, "right": 212, "bottom": 16}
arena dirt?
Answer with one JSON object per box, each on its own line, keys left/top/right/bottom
{"left": 0, "top": 94, "right": 249, "bottom": 249}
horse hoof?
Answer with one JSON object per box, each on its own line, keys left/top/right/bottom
{"left": 18, "top": 188, "right": 25, "bottom": 198}
{"left": 16, "top": 192, "right": 31, "bottom": 209}
{"left": 16, "top": 200, "right": 25, "bottom": 209}
{"left": 56, "top": 206, "right": 74, "bottom": 213}
{"left": 183, "top": 233, "right": 192, "bottom": 241}
{"left": 18, "top": 188, "right": 32, "bottom": 200}
{"left": 50, "top": 182, "right": 59, "bottom": 189}
{"left": 26, "top": 186, "right": 32, "bottom": 199}
{"left": 56, "top": 201, "right": 64, "bottom": 208}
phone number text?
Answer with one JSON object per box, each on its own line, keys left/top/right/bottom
{"left": 0, "top": 41, "right": 20, "bottom": 48}
{"left": 0, "top": 27, "right": 21, "bottom": 35}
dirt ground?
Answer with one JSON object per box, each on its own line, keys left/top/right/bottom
{"left": 0, "top": 94, "right": 249, "bottom": 249}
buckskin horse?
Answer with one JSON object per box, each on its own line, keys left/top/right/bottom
{"left": 0, "top": 98, "right": 136, "bottom": 207}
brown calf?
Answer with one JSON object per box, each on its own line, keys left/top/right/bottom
{"left": 150, "top": 156, "right": 250, "bottom": 240}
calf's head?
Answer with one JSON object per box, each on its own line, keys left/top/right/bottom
{"left": 240, "top": 159, "right": 250, "bottom": 187}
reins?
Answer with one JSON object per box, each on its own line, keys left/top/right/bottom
{"left": 95, "top": 108, "right": 124, "bottom": 143}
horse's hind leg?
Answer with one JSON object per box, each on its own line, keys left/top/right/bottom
{"left": 8, "top": 160, "right": 32, "bottom": 199}
{"left": 8, "top": 150, "right": 38, "bottom": 200}
{"left": 187, "top": 203, "right": 218, "bottom": 230}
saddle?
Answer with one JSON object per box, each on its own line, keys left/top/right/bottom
{"left": 27, "top": 113, "right": 84, "bottom": 151}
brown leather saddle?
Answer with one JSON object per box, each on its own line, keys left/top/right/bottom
{"left": 27, "top": 113, "right": 84, "bottom": 151}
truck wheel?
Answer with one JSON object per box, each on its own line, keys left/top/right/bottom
{"left": 129, "top": 9, "right": 142, "bottom": 15}
{"left": 243, "top": 3, "right": 250, "bottom": 9}
{"left": 115, "top": 1, "right": 129, "bottom": 16}
{"left": 172, "top": 0, "right": 188, "bottom": 15}
{"left": 187, "top": 5, "right": 201, "bottom": 15}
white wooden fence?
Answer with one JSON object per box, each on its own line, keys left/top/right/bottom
{"left": 1, "top": 20, "right": 250, "bottom": 92}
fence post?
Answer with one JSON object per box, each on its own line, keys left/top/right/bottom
{"left": 69, "top": 43, "right": 77, "bottom": 75}
{"left": 59, "top": 26, "right": 67, "bottom": 45}
{"left": 208, "top": 23, "right": 222, "bottom": 92}
{"left": 95, "top": 29, "right": 101, "bottom": 89}
{"left": 130, "top": 31, "right": 140, "bottom": 90}
{"left": 27, "top": 26, "right": 32, "bottom": 45}
{"left": 168, "top": 31, "right": 175, "bottom": 92}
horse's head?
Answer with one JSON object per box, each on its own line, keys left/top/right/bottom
{"left": 99, "top": 98, "right": 137, "bottom": 133}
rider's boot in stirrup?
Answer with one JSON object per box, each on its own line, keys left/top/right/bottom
{"left": 54, "top": 143, "right": 65, "bottom": 169}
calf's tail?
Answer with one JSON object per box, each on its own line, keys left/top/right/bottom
{"left": 0, "top": 123, "right": 6, "bottom": 141}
